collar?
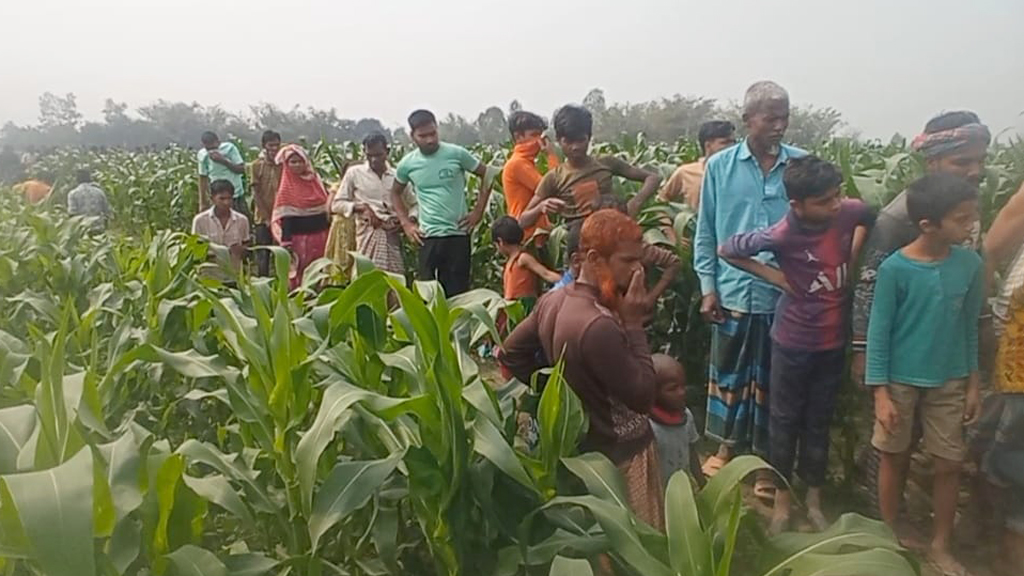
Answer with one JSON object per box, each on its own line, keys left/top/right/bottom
{"left": 737, "top": 139, "right": 793, "bottom": 165}
{"left": 206, "top": 207, "right": 242, "bottom": 222}
{"left": 651, "top": 404, "right": 686, "bottom": 425}
{"left": 357, "top": 162, "right": 395, "bottom": 178}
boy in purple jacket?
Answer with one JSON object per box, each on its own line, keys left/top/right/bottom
{"left": 719, "top": 155, "right": 874, "bottom": 533}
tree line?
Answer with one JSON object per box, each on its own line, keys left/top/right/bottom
{"left": 1, "top": 89, "right": 849, "bottom": 150}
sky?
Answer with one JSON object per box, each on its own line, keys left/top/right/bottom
{"left": 2, "top": 0, "right": 1022, "bottom": 140}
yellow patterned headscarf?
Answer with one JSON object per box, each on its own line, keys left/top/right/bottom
{"left": 995, "top": 285, "right": 1024, "bottom": 393}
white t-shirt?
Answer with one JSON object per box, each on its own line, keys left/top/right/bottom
{"left": 650, "top": 408, "right": 700, "bottom": 488}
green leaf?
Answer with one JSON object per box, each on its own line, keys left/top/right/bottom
{"left": 176, "top": 440, "right": 276, "bottom": 514}
{"left": 471, "top": 416, "right": 537, "bottom": 492}
{"left": 1, "top": 447, "right": 95, "bottom": 576}
{"left": 537, "top": 360, "right": 585, "bottom": 493}
{"left": 165, "top": 544, "right": 228, "bottom": 576}
{"left": 562, "top": 452, "right": 629, "bottom": 509}
{"left": 550, "top": 556, "right": 594, "bottom": 576}
{"left": 308, "top": 453, "right": 403, "bottom": 550}
{"left": 664, "top": 471, "right": 712, "bottom": 576}
{"left": 696, "top": 455, "right": 773, "bottom": 519}
{"left": 182, "top": 473, "right": 254, "bottom": 525}
{"left": 761, "top": 513, "right": 907, "bottom": 566}
{"left": 97, "top": 430, "right": 148, "bottom": 522}
{"left": 223, "top": 553, "right": 280, "bottom": 576}
{"left": 0, "top": 406, "right": 36, "bottom": 474}
{"left": 106, "top": 516, "right": 141, "bottom": 574}
{"left": 761, "top": 549, "right": 917, "bottom": 576}
{"left": 714, "top": 487, "right": 743, "bottom": 576}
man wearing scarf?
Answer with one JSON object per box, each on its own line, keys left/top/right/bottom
{"left": 502, "top": 110, "right": 561, "bottom": 245}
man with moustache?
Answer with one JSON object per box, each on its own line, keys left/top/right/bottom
{"left": 501, "top": 209, "right": 663, "bottom": 527}
{"left": 693, "top": 81, "right": 806, "bottom": 491}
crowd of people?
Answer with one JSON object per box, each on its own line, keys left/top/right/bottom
{"left": 7, "top": 79, "right": 1022, "bottom": 576}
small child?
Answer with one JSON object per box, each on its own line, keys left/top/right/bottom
{"left": 492, "top": 216, "right": 561, "bottom": 307}
{"left": 718, "top": 155, "right": 873, "bottom": 533}
{"left": 552, "top": 219, "right": 582, "bottom": 290}
{"left": 650, "top": 354, "right": 705, "bottom": 488}
{"left": 867, "top": 174, "right": 983, "bottom": 575}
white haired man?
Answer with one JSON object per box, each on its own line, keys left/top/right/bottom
{"left": 693, "top": 81, "right": 806, "bottom": 493}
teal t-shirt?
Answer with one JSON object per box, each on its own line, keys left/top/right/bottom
{"left": 866, "top": 246, "right": 984, "bottom": 387}
{"left": 197, "top": 142, "right": 246, "bottom": 199}
{"left": 395, "top": 143, "right": 481, "bottom": 237}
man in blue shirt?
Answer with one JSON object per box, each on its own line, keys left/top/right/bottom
{"left": 694, "top": 81, "right": 806, "bottom": 482}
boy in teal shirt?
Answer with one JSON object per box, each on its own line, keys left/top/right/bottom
{"left": 391, "top": 109, "right": 491, "bottom": 296}
{"left": 866, "top": 173, "right": 983, "bottom": 576}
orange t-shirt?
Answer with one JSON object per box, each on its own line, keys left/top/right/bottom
{"left": 502, "top": 143, "right": 558, "bottom": 241}
{"left": 503, "top": 252, "right": 539, "bottom": 300}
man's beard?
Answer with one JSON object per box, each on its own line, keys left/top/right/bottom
{"left": 591, "top": 261, "right": 622, "bottom": 311}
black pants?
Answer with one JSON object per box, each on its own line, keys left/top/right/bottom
{"left": 254, "top": 223, "right": 274, "bottom": 277}
{"left": 418, "top": 235, "right": 471, "bottom": 297}
{"left": 769, "top": 345, "right": 845, "bottom": 487}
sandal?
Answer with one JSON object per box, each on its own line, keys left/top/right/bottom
{"left": 753, "top": 478, "right": 776, "bottom": 502}
{"left": 701, "top": 455, "right": 728, "bottom": 478}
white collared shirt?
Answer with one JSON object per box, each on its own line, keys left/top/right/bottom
{"left": 191, "top": 207, "right": 250, "bottom": 271}
{"left": 331, "top": 162, "right": 398, "bottom": 221}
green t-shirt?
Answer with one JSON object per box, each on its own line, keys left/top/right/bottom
{"left": 395, "top": 143, "right": 481, "bottom": 237}
{"left": 197, "top": 142, "right": 246, "bottom": 199}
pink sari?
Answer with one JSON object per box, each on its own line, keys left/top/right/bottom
{"left": 272, "top": 145, "right": 329, "bottom": 289}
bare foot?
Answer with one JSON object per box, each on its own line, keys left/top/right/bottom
{"left": 769, "top": 489, "right": 791, "bottom": 536}
{"left": 894, "top": 521, "right": 928, "bottom": 551}
{"left": 926, "top": 547, "right": 971, "bottom": 576}
{"left": 768, "top": 511, "right": 790, "bottom": 536}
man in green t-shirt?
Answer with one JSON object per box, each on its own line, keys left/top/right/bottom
{"left": 197, "top": 131, "right": 247, "bottom": 215}
{"left": 391, "top": 109, "right": 491, "bottom": 296}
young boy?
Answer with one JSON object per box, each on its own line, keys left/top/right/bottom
{"left": 518, "top": 105, "right": 661, "bottom": 229}
{"left": 191, "top": 179, "right": 251, "bottom": 279}
{"left": 650, "top": 354, "right": 706, "bottom": 488}
{"left": 502, "top": 111, "right": 562, "bottom": 245}
{"left": 249, "top": 130, "right": 283, "bottom": 276}
{"left": 867, "top": 174, "right": 983, "bottom": 575}
{"left": 492, "top": 216, "right": 561, "bottom": 306}
{"left": 552, "top": 219, "right": 583, "bottom": 290}
{"left": 718, "top": 155, "right": 873, "bottom": 533}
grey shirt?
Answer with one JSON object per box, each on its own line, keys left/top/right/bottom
{"left": 650, "top": 408, "right": 699, "bottom": 488}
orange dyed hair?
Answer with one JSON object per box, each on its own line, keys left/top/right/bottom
{"left": 580, "top": 209, "right": 642, "bottom": 256}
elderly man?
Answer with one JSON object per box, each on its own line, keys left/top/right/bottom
{"left": 693, "top": 81, "right": 806, "bottom": 489}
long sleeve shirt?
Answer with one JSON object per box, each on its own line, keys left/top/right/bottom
{"left": 500, "top": 283, "right": 656, "bottom": 463}
{"left": 694, "top": 140, "right": 807, "bottom": 313}
{"left": 865, "top": 247, "right": 984, "bottom": 387}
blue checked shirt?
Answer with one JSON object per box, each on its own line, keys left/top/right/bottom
{"left": 693, "top": 140, "right": 806, "bottom": 314}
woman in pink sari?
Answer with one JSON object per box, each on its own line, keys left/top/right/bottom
{"left": 272, "top": 144, "right": 330, "bottom": 289}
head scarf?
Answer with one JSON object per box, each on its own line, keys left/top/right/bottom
{"left": 911, "top": 123, "right": 991, "bottom": 159}
{"left": 271, "top": 144, "right": 329, "bottom": 242}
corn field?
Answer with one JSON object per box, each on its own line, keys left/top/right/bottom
{"left": 1, "top": 135, "right": 1020, "bottom": 576}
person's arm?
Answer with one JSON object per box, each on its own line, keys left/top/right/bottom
{"left": 864, "top": 263, "right": 897, "bottom": 387}
{"left": 583, "top": 316, "right": 657, "bottom": 414}
{"left": 459, "top": 153, "right": 493, "bottom": 231}
{"left": 852, "top": 217, "right": 903, "bottom": 354}
{"left": 332, "top": 169, "right": 359, "bottom": 216}
{"left": 983, "top": 181, "right": 1024, "bottom": 290}
{"left": 659, "top": 167, "right": 685, "bottom": 202}
{"left": 717, "top": 229, "right": 792, "bottom": 294}
{"left": 390, "top": 172, "right": 421, "bottom": 245}
{"left": 518, "top": 252, "right": 562, "bottom": 284}
{"left": 693, "top": 165, "right": 723, "bottom": 322}
{"left": 500, "top": 306, "right": 546, "bottom": 383}
{"left": 686, "top": 414, "right": 706, "bottom": 487}
{"left": 964, "top": 256, "right": 985, "bottom": 424}
{"left": 198, "top": 176, "right": 210, "bottom": 212}
{"left": 606, "top": 157, "right": 661, "bottom": 217}
{"left": 641, "top": 244, "right": 682, "bottom": 303}
{"left": 519, "top": 172, "right": 557, "bottom": 229}
{"left": 212, "top": 145, "right": 246, "bottom": 174}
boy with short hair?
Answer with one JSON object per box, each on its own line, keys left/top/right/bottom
{"left": 518, "top": 105, "right": 661, "bottom": 228}
{"left": 197, "top": 131, "right": 246, "bottom": 214}
{"left": 718, "top": 155, "right": 873, "bottom": 533}
{"left": 191, "top": 179, "right": 251, "bottom": 278}
{"left": 249, "top": 130, "right": 283, "bottom": 276}
{"left": 552, "top": 219, "right": 583, "bottom": 290}
{"left": 650, "top": 354, "right": 706, "bottom": 488}
{"left": 867, "top": 173, "right": 983, "bottom": 575}
{"left": 502, "top": 111, "right": 562, "bottom": 245}
{"left": 492, "top": 216, "right": 561, "bottom": 306}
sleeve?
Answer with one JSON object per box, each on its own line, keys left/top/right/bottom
{"left": 601, "top": 155, "right": 634, "bottom": 177}
{"left": 659, "top": 167, "right": 685, "bottom": 201}
{"left": 581, "top": 317, "right": 656, "bottom": 414}
{"left": 190, "top": 215, "right": 201, "bottom": 236}
{"left": 852, "top": 200, "right": 877, "bottom": 228}
{"left": 197, "top": 150, "right": 209, "bottom": 176}
{"left": 394, "top": 157, "right": 411, "bottom": 185}
{"left": 719, "top": 228, "right": 776, "bottom": 259}
{"left": 508, "top": 160, "right": 543, "bottom": 193}
{"left": 226, "top": 144, "right": 244, "bottom": 164}
{"left": 965, "top": 255, "right": 984, "bottom": 372}
{"left": 693, "top": 164, "right": 719, "bottom": 296}
{"left": 685, "top": 409, "right": 700, "bottom": 444}
{"left": 332, "top": 170, "right": 358, "bottom": 217}
{"left": 865, "top": 261, "right": 898, "bottom": 385}
{"left": 852, "top": 217, "right": 902, "bottom": 350}
{"left": 641, "top": 243, "right": 681, "bottom": 268}
{"left": 534, "top": 171, "right": 556, "bottom": 200}
{"left": 241, "top": 215, "right": 251, "bottom": 242}
{"left": 457, "top": 146, "right": 482, "bottom": 172}
{"left": 500, "top": 308, "right": 547, "bottom": 383}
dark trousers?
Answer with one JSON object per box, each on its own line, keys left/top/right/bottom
{"left": 417, "top": 235, "right": 471, "bottom": 297}
{"left": 254, "top": 223, "right": 274, "bottom": 277}
{"left": 769, "top": 344, "right": 845, "bottom": 487}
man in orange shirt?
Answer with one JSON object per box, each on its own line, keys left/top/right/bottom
{"left": 660, "top": 120, "right": 736, "bottom": 208}
{"left": 501, "top": 110, "right": 562, "bottom": 245}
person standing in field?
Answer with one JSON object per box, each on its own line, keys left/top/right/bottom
{"left": 501, "top": 209, "right": 663, "bottom": 527}
{"left": 693, "top": 81, "right": 806, "bottom": 493}
{"left": 492, "top": 215, "right": 561, "bottom": 309}
{"left": 197, "top": 131, "right": 246, "bottom": 215}
{"left": 191, "top": 179, "right": 251, "bottom": 278}
{"left": 390, "top": 109, "right": 493, "bottom": 297}
{"left": 67, "top": 168, "right": 112, "bottom": 231}
{"left": 660, "top": 120, "right": 737, "bottom": 208}
{"left": 272, "top": 144, "right": 330, "bottom": 290}
{"left": 867, "top": 174, "right": 983, "bottom": 576}
{"left": 249, "top": 130, "right": 283, "bottom": 276}
{"left": 502, "top": 110, "right": 563, "bottom": 245}
{"left": 718, "top": 156, "right": 874, "bottom": 533}
{"left": 331, "top": 133, "right": 405, "bottom": 275}
{"left": 517, "top": 105, "right": 661, "bottom": 229}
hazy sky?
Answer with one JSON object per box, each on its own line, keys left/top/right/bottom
{"left": 2, "top": 0, "right": 1022, "bottom": 140}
